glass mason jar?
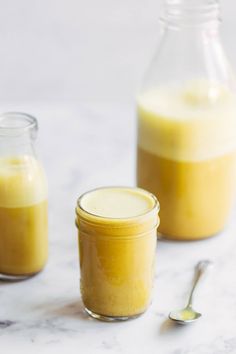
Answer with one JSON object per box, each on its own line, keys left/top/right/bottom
{"left": 137, "top": 0, "right": 236, "bottom": 240}
{"left": 75, "top": 187, "right": 159, "bottom": 321}
{"left": 0, "top": 112, "right": 48, "bottom": 279}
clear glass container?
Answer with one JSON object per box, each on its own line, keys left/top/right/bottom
{"left": 0, "top": 112, "right": 48, "bottom": 279}
{"left": 75, "top": 187, "right": 159, "bottom": 321}
{"left": 137, "top": 0, "right": 236, "bottom": 240}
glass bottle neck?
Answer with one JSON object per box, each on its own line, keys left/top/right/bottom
{"left": 161, "top": 0, "right": 220, "bottom": 31}
{"left": 0, "top": 135, "right": 35, "bottom": 157}
{"left": 0, "top": 113, "right": 38, "bottom": 158}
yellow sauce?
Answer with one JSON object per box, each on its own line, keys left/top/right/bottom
{"left": 177, "top": 309, "right": 197, "bottom": 321}
{"left": 137, "top": 80, "right": 236, "bottom": 240}
{"left": 0, "top": 156, "right": 48, "bottom": 276}
{"left": 76, "top": 187, "right": 159, "bottom": 318}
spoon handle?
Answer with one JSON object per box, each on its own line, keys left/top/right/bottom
{"left": 187, "top": 260, "right": 212, "bottom": 308}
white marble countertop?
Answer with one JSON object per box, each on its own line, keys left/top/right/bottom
{"left": 1, "top": 102, "right": 236, "bottom": 354}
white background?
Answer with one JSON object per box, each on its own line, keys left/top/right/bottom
{"left": 0, "top": 0, "right": 235, "bottom": 103}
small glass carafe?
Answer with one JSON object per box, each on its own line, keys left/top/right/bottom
{"left": 0, "top": 112, "right": 48, "bottom": 279}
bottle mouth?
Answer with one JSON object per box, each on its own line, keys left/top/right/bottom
{"left": 0, "top": 112, "right": 38, "bottom": 138}
{"left": 161, "top": 0, "right": 220, "bottom": 28}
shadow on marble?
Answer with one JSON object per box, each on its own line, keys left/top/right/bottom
{"left": 51, "top": 300, "right": 88, "bottom": 320}
{"left": 0, "top": 272, "right": 40, "bottom": 284}
{"left": 159, "top": 318, "right": 189, "bottom": 335}
{"left": 34, "top": 299, "right": 93, "bottom": 322}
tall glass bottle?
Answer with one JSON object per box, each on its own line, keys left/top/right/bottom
{"left": 0, "top": 113, "right": 48, "bottom": 278}
{"left": 137, "top": 0, "right": 236, "bottom": 240}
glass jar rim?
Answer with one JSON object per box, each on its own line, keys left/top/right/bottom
{"left": 76, "top": 186, "right": 159, "bottom": 223}
{"left": 0, "top": 112, "right": 38, "bottom": 137}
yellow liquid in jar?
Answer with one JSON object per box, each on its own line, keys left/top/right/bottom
{"left": 76, "top": 187, "right": 158, "bottom": 318}
{"left": 0, "top": 156, "right": 48, "bottom": 275}
{"left": 137, "top": 80, "right": 236, "bottom": 240}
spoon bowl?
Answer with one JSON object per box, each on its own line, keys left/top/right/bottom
{"left": 169, "top": 306, "right": 202, "bottom": 324}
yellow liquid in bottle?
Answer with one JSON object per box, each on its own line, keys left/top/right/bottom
{"left": 0, "top": 156, "right": 48, "bottom": 275}
{"left": 137, "top": 80, "right": 236, "bottom": 240}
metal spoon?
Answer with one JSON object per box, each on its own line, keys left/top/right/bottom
{"left": 169, "top": 260, "right": 213, "bottom": 324}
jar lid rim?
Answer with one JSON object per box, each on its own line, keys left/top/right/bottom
{"left": 76, "top": 186, "right": 159, "bottom": 223}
